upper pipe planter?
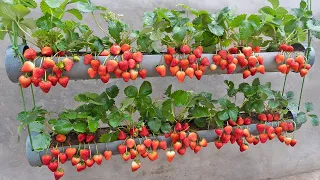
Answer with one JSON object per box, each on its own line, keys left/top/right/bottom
{"left": 5, "top": 44, "right": 316, "bottom": 83}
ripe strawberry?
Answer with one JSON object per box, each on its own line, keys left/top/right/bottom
{"left": 236, "top": 138, "right": 243, "bottom": 146}
{"left": 113, "top": 68, "right": 123, "bottom": 78}
{"left": 227, "top": 54, "right": 234, "bottom": 63}
{"left": 259, "top": 133, "right": 268, "bottom": 143}
{"left": 280, "top": 122, "right": 288, "bottom": 131}
{"left": 215, "top": 129, "right": 223, "bottom": 137}
{"left": 66, "top": 147, "right": 76, "bottom": 159}
{"left": 193, "top": 48, "right": 202, "bottom": 58}
{"left": 156, "top": 65, "right": 166, "bottom": 77}
{"left": 189, "top": 141, "right": 197, "bottom": 150}
{"left": 234, "top": 128, "right": 244, "bottom": 139}
{"left": 98, "top": 65, "right": 107, "bottom": 76}
{"left": 279, "top": 44, "right": 287, "bottom": 51}
{"left": 93, "top": 154, "right": 103, "bottom": 165}
{"left": 188, "top": 54, "right": 197, "bottom": 64}
{"left": 106, "top": 60, "right": 118, "bottom": 72}
{"left": 242, "top": 47, "right": 253, "bottom": 57}
{"left": 148, "top": 151, "right": 158, "bottom": 161}
{"left": 228, "top": 119, "right": 237, "bottom": 126}
{"left": 256, "top": 124, "right": 266, "bottom": 133}
{"left": 257, "top": 65, "right": 265, "bottom": 74}
{"left": 215, "top": 141, "right": 223, "bottom": 149}
{"left": 166, "top": 150, "right": 175, "bottom": 162}
{"left": 179, "top": 131, "right": 187, "bottom": 140}
{"left": 129, "top": 150, "right": 137, "bottom": 160}
{"left": 167, "top": 46, "right": 176, "bottom": 54}
{"left": 47, "top": 74, "right": 58, "bottom": 86}
{"left": 176, "top": 70, "right": 186, "bottom": 83}
{"left": 159, "top": 140, "right": 167, "bottom": 150}
{"left": 266, "top": 126, "right": 275, "bottom": 135}
{"left": 62, "top": 58, "right": 74, "bottom": 71}
{"left": 58, "top": 76, "right": 69, "bottom": 88}
{"left": 85, "top": 158, "right": 95, "bottom": 167}
{"left": 194, "top": 70, "right": 203, "bottom": 80}
{"left": 219, "top": 59, "right": 228, "bottom": 70}
{"left": 90, "top": 60, "right": 100, "bottom": 71}
{"left": 177, "top": 147, "right": 187, "bottom": 155}
{"left": 32, "top": 68, "right": 45, "bottom": 79}
{"left": 199, "top": 138, "right": 208, "bottom": 147}
{"left": 291, "top": 62, "right": 300, "bottom": 72}
{"left": 41, "top": 154, "right": 52, "bottom": 165}
{"left": 180, "top": 45, "right": 191, "bottom": 54}
{"left": 194, "top": 145, "right": 201, "bottom": 154}
{"left": 230, "top": 135, "right": 236, "bottom": 144}
{"left": 170, "top": 58, "right": 179, "bottom": 67}
{"left": 224, "top": 125, "right": 232, "bottom": 134}
{"left": 228, "top": 47, "right": 238, "bottom": 54}
{"left": 287, "top": 122, "right": 294, "bottom": 131}
{"left": 121, "top": 44, "right": 130, "bottom": 52}
{"left": 258, "top": 114, "right": 267, "bottom": 121}
{"left": 137, "top": 144, "right": 146, "bottom": 155}
{"left": 42, "top": 58, "right": 55, "bottom": 69}
{"left": 138, "top": 69, "right": 147, "bottom": 79}
{"left": 76, "top": 162, "right": 86, "bottom": 172}
{"left": 88, "top": 68, "right": 97, "bottom": 78}
{"left": 268, "top": 133, "right": 276, "bottom": 140}
{"left": 275, "top": 54, "right": 285, "bottom": 64}
{"left": 244, "top": 117, "right": 251, "bottom": 125}
{"left": 19, "top": 75, "right": 31, "bottom": 88}
{"left": 278, "top": 64, "right": 288, "bottom": 74}
{"left": 151, "top": 140, "right": 159, "bottom": 150}
{"left": 253, "top": 137, "right": 260, "bottom": 145}
{"left": 85, "top": 134, "right": 95, "bottom": 143}
{"left": 122, "top": 71, "right": 130, "bottom": 82}
{"left": 218, "top": 50, "right": 228, "bottom": 60}
{"left": 41, "top": 46, "right": 53, "bottom": 56}
{"left": 71, "top": 156, "right": 81, "bottom": 166}
{"left": 130, "top": 69, "right": 138, "bottom": 80}
{"left": 290, "top": 139, "right": 297, "bottom": 147}
{"left": 284, "top": 137, "right": 292, "bottom": 145}
{"left": 300, "top": 68, "right": 308, "bottom": 77}
{"left": 141, "top": 152, "right": 148, "bottom": 158}
{"left": 169, "top": 66, "right": 179, "bottom": 76}
{"left": 122, "top": 152, "right": 131, "bottom": 161}
{"left": 103, "top": 150, "right": 112, "bottom": 160}
{"left": 184, "top": 67, "right": 194, "bottom": 78}
{"left": 173, "top": 141, "right": 182, "bottom": 151}
{"left": 52, "top": 65, "right": 62, "bottom": 77}
{"left": 58, "top": 153, "right": 67, "bottom": 164}
{"left": 239, "top": 59, "right": 248, "bottom": 68}
{"left": 139, "top": 126, "right": 149, "bottom": 137}
{"left": 242, "top": 70, "right": 251, "bottom": 79}
{"left": 221, "top": 133, "right": 231, "bottom": 143}
{"left": 253, "top": 46, "right": 261, "bottom": 53}
{"left": 182, "top": 137, "right": 190, "bottom": 147}
{"left": 56, "top": 134, "right": 66, "bottom": 143}
{"left": 79, "top": 149, "right": 90, "bottom": 161}
{"left": 306, "top": 64, "right": 311, "bottom": 70}
{"left": 23, "top": 48, "right": 37, "bottom": 60}
{"left": 77, "top": 133, "right": 86, "bottom": 142}
{"left": 287, "top": 46, "right": 294, "bottom": 52}
{"left": 180, "top": 59, "right": 189, "bottom": 70}
{"left": 236, "top": 117, "right": 244, "bottom": 125}
{"left": 227, "top": 63, "right": 236, "bottom": 74}
{"left": 100, "top": 50, "right": 110, "bottom": 56}
{"left": 84, "top": 54, "right": 94, "bottom": 65}
{"left": 164, "top": 54, "right": 173, "bottom": 65}
{"left": 118, "top": 144, "right": 127, "bottom": 155}
{"left": 278, "top": 135, "right": 285, "bottom": 143}
{"left": 275, "top": 126, "right": 283, "bottom": 136}
{"left": 240, "top": 143, "right": 249, "bottom": 152}
{"left": 48, "top": 160, "right": 58, "bottom": 172}
{"left": 39, "top": 81, "right": 52, "bottom": 93}
{"left": 248, "top": 56, "right": 257, "bottom": 67}
{"left": 122, "top": 51, "right": 132, "bottom": 61}
{"left": 246, "top": 136, "right": 254, "bottom": 144}
{"left": 132, "top": 52, "right": 143, "bottom": 63}
{"left": 128, "top": 59, "right": 136, "bottom": 69}
{"left": 54, "top": 168, "right": 64, "bottom": 180}
{"left": 126, "top": 138, "right": 135, "bottom": 149}
{"left": 110, "top": 44, "right": 121, "bottom": 55}
{"left": 131, "top": 160, "right": 141, "bottom": 172}
{"left": 21, "top": 61, "right": 35, "bottom": 73}
{"left": 212, "top": 55, "right": 221, "bottom": 65}
{"left": 31, "top": 76, "right": 41, "bottom": 87}
{"left": 188, "top": 132, "right": 198, "bottom": 142}
{"left": 200, "top": 57, "right": 210, "bottom": 66}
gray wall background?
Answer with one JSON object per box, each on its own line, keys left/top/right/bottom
{"left": 0, "top": 0, "right": 320, "bottom": 180}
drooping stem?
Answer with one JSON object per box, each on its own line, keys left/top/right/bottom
{"left": 281, "top": 74, "right": 288, "bottom": 96}
{"left": 30, "top": 85, "right": 36, "bottom": 107}
{"left": 91, "top": 13, "right": 116, "bottom": 43}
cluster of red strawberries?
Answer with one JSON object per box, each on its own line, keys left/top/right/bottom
{"left": 275, "top": 44, "right": 311, "bottom": 77}
{"left": 214, "top": 113, "right": 296, "bottom": 152}
{"left": 156, "top": 45, "right": 214, "bottom": 83}
{"left": 212, "top": 46, "right": 264, "bottom": 79}
{"left": 20, "top": 47, "right": 74, "bottom": 93}
{"left": 85, "top": 44, "right": 147, "bottom": 83}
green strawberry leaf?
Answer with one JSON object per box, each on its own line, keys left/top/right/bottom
{"left": 106, "top": 85, "right": 119, "bottom": 98}
{"left": 309, "top": 114, "right": 319, "bottom": 126}
{"left": 139, "top": 81, "right": 152, "bottom": 96}
{"left": 296, "top": 112, "right": 307, "bottom": 126}
{"left": 304, "top": 102, "right": 314, "bottom": 113}
{"left": 73, "top": 122, "right": 87, "bottom": 133}
{"left": 171, "top": 90, "right": 192, "bottom": 107}
{"left": 54, "top": 119, "right": 73, "bottom": 135}
{"left": 148, "top": 118, "right": 161, "bottom": 132}
{"left": 32, "top": 133, "right": 51, "bottom": 152}
{"left": 124, "top": 86, "right": 138, "bottom": 98}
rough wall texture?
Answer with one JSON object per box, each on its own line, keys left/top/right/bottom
{"left": 0, "top": 0, "right": 320, "bottom": 180}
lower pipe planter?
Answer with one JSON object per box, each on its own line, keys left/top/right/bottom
{"left": 26, "top": 112, "right": 297, "bottom": 167}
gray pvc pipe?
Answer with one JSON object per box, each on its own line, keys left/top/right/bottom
{"left": 5, "top": 44, "right": 316, "bottom": 83}
{"left": 26, "top": 113, "right": 297, "bottom": 167}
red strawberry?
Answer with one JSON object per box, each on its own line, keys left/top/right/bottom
{"left": 253, "top": 46, "right": 261, "bottom": 53}
{"left": 166, "top": 151, "right": 175, "bottom": 162}
{"left": 121, "top": 44, "right": 130, "bottom": 52}
{"left": 239, "top": 59, "right": 248, "bottom": 68}
{"left": 182, "top": 137, "right": 190, "bottom": 147}
{"left": 110, "top": 44, "right": 121, "bottom": 55}
{"left": 300, "top": 68, "right": 308, "bottom": 77}
{"left": 122, "top": 71, "right": 130, "bottom": 82}
{"left": 199, "top": 138, "right": 208, "bottom": 147}
{"left": 287, "top": 122, "right": 294, "bottom": 131}
{"left": 284, "top": 137, "right": 292, "bottom": 145}
{"left": 76, "top": 162, "right": 86, "bottom": 172}
{"left": 290, "top": 139, "right": 297, "bottom": 147}
{"left": 253, "top": 137, "right": 259, "bottom": 145}
{"left": 156, "top": 65, "right": 166, "bottom": 77}
{"left": 227, "top": 63, "right": 236, "bottom": 74}
{"left": 132, "top": 52, "right": 143, "bottom": 63}
{"left": 139, "top": 126, "right": 149, "bottom": 137}
{"left": 169, "top": 66, "right": 179, "bottom": 76}
{"left": 215, "top": 129, "right": 223, "bottom": 137}
{"left": 31, "top": 76, "right": 41, "bottom": 87}
{"left": 193, "top": 48, "right": 202, "bottom": 58}
{"left": 122, "top": 152, "right": 131, "bottom": 161}
{"left": 52, "top": 65, "right": 62, "bottom": 77}
{"left": 123, "top": 51, "right": 132, "bottom": 60}
{"left": 278, "top": 64, "right": 288, "bottom": 74}
{"left": 56, "top": 134, "right": 66, "bottom": 143}
{"left": 189, "top": 63, "right": 197, "bottom": 71}
{"left": 58, "top": 153, "right": 67, "bottom": 164}
{"left": 170, "top": 58, "right": 179, "bottom": 67}
{"left": 279, "top": 44, "right": 288, "bottom": 51}
{"left": 180, "top": 59, "right": 189, "bottom": 70}
{"left": 85, "top": 134, "right": 95, "bottom": 143}
{"left": 88, "top": 68, "right": 97, "bottom": 79}
{"left": 106, "top": 60, "right": 118, "bottom": 72}
{"left": 32, "top": 67, "right": 45, "bottom": 79}
{"left": 137, "top": 144, "right": 146, "bottom": 155}
{"left": 200, "top": 57, "right": 210, "bottom": 66}
{"left": 138, "top": 69, "right": 147, "bottom": 79}
{"left": 39, "top": 81, "right": 52, "bottom": 93}
{"left": 295, "top": 55, "right": 305, "bottom": 64}
{"left": 93, "top": 154, "right": 103, "bottom": 165}
{"left": 54, "top": 168, "right": 64, "bottom": 180}
{"left": 195, "top": 70, "right": 203, "bottom": 80}
{"left": 256, "top": 123, "right": 266, "bottom": 133}
{"left": 100, "top": 74, "right": 110, "bottom": 83}
{"left": 287, "top": 46, "right": 294, "bottom": 52}
{"left": 42, "top": 58, "right": 55, "bottom": 69}
{"left": 227, "top": 54, "right": 234, "bottom": 63}
{"left": 98, "top": 65, "right": 107, "bottom": 76}
{"left": 77, "top": 133, "right": 86, "bottom": 142}
{"left": 280, "top": 122, "right": 288, "bottom": 131}
{"left": 275, "top": 126, "right": 282, "bottom": 136}
{"left": 164, "top": 54, "right": 173, "bottom": 65}
{"left": 79, "top": 149, "right": 90, "bottom": 161}
{"left": 259, "top": 133, "right": 268, "bottom": 143}
{"left": 159, "top": 141, "right": 167, "bottom": 150}
{"left": 71, "top": 156, "right": 80, "bottom": 166}
{"left": 41, "top": 46, "right": 53, "bottom": 56}
{"left": 48, "top": 74, "right": 58, "bottom": 86}
{"left": 84, "top": 54, "right": 93, "bottom": 65}
{"left": 233, "top": 128, "right": 244, "bottom": 139}
{"left": 167, "top": 47, "right": 176, "bottom": 55}
{"left": 228, "top": 47, "right": 238, "bottom": 54}
{"left": 171, "top": 133, "right": 179, "bottom": 143}
{"left": 130, "top": 69, "right": 138, "bottom": 80}
{"left": 103, "top": 150, "right": 112, "bottom": 160}
{"left": 242, "top": 70, "right": 251, "bottom": 79}
{"left": 257, "top": 65, "right": 265, "bottom": 74}
{"left": 19, "top": 75, "right": 31, "bottom": 88}
{"left": 66, "top": 147, "right": 77, "bottom": 159}
{"left": 41, "top": 154, "right": 52, "bottom": 165}
{"left": 244, "top": 117, "right": 251, "bottom": 125}
{"left": 243, "top": 129, "right": 250, "bottom": 137}
{"left": 291, "top": 62, "right": 300, "bottom": 72}
{"left": 275, "top": 54, "right": 285, "bottom": 64}
{"left": 266, "top": 126, "right": 275, "bottom": 135}
{"left": 194, "top": 145, "right": 201, "bottom": 154}
{"left": 224, "top": 125, "right": 232, "bottom": 134}
{"left": 126, "top": 138, "right": 136, "bottom": 149}
{"left": 231, "top": 136, "right": 237, "bottom": 144}
{"left": 188, "top": 132, "right": 198, "bottom": 142}
{"left": 131, "top": 160, "right": 141, "bottom": 172}
{"left": 240, "top": 143, "right": 249, "bottom": 152}
{"left": 24, "top": 48, "right": 37, "bottom": 60}
{"left": 128, "top": 59, "right": 137, "bottom": 69}
{"left": 248, "top": 56, "right": 257, "bottom": 67}
{"left": 218, "top": 50, "right": 228, "bottom": 60}
{"left": 189, "top": 141, "right": 196, "bottom": 150}
{"left": 118, "top": 131, "right": 127, "bottom": 140}
{"left": 51, "top": 148, "right": 60, "bottom": 157}
{"left": 85, "top": 158, "right": 94, "bottom": 167}
{"left": 58, "top": 76, "right": 69, "bottom": 88}
{"left": 267, "top": 114, "right": 273, "bottom": 122}
{"left": 278, "top": 135, "right": 285, "bottom": 143}
{"left": 118, "top": 144, "right": 126, "bottom": 155}
{"left": 258, "top": 114, "right": 267, "bottom": 121}
{"left": 100, "top": 50, "right": 110, "bottom": 56}
{"left": 118, "top": 60, "right": 129, "bottom": 71}
{"left": 179, "top": 131, "right": 187, "bottom": 140}
{"left": 90, "top": 60, "right": 100, "bottom": 71}
{"left": 152, "top": 140, "right": 159, "bottom": 150}
{"left": 236, "top": 117, "right": 244, "bottom": 125}
{"left": 178, "top": 147, "right": 187, "bottom": 155}
{"left": 48, "top": 161, "right": 58, "bottom": 172}
{"left": 113, "top": 68, "right": 122, "bottom": 78}
{"left": 242, "top": 47, "right": 253, "bottom": 57}
{"left": 176, "top": 70, "right": 186, "bottom": 83}
{"left": 62, "top": 58, "right": 74, "bottom": 71}
{"left": 215, "top": 141, "right": 223, "bottom": 149}
{"left": 148, "top": 151, "right": 158, "bottom": 161}
{"left": 220, "top": 59, "right": 228, "bottom": 70}
{"left": 188, "top": 54, "right": 197, "bottom": 64}
{"left": 180, "top": 45, "right": 191, "bottom": 54}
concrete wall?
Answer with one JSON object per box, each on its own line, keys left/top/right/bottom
{"left": 0, "top": 0, "right": 320, "bottom": 180}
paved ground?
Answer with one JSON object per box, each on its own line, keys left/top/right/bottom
{"left": 273, "top": 170, "right": 320, "bottom": 180}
